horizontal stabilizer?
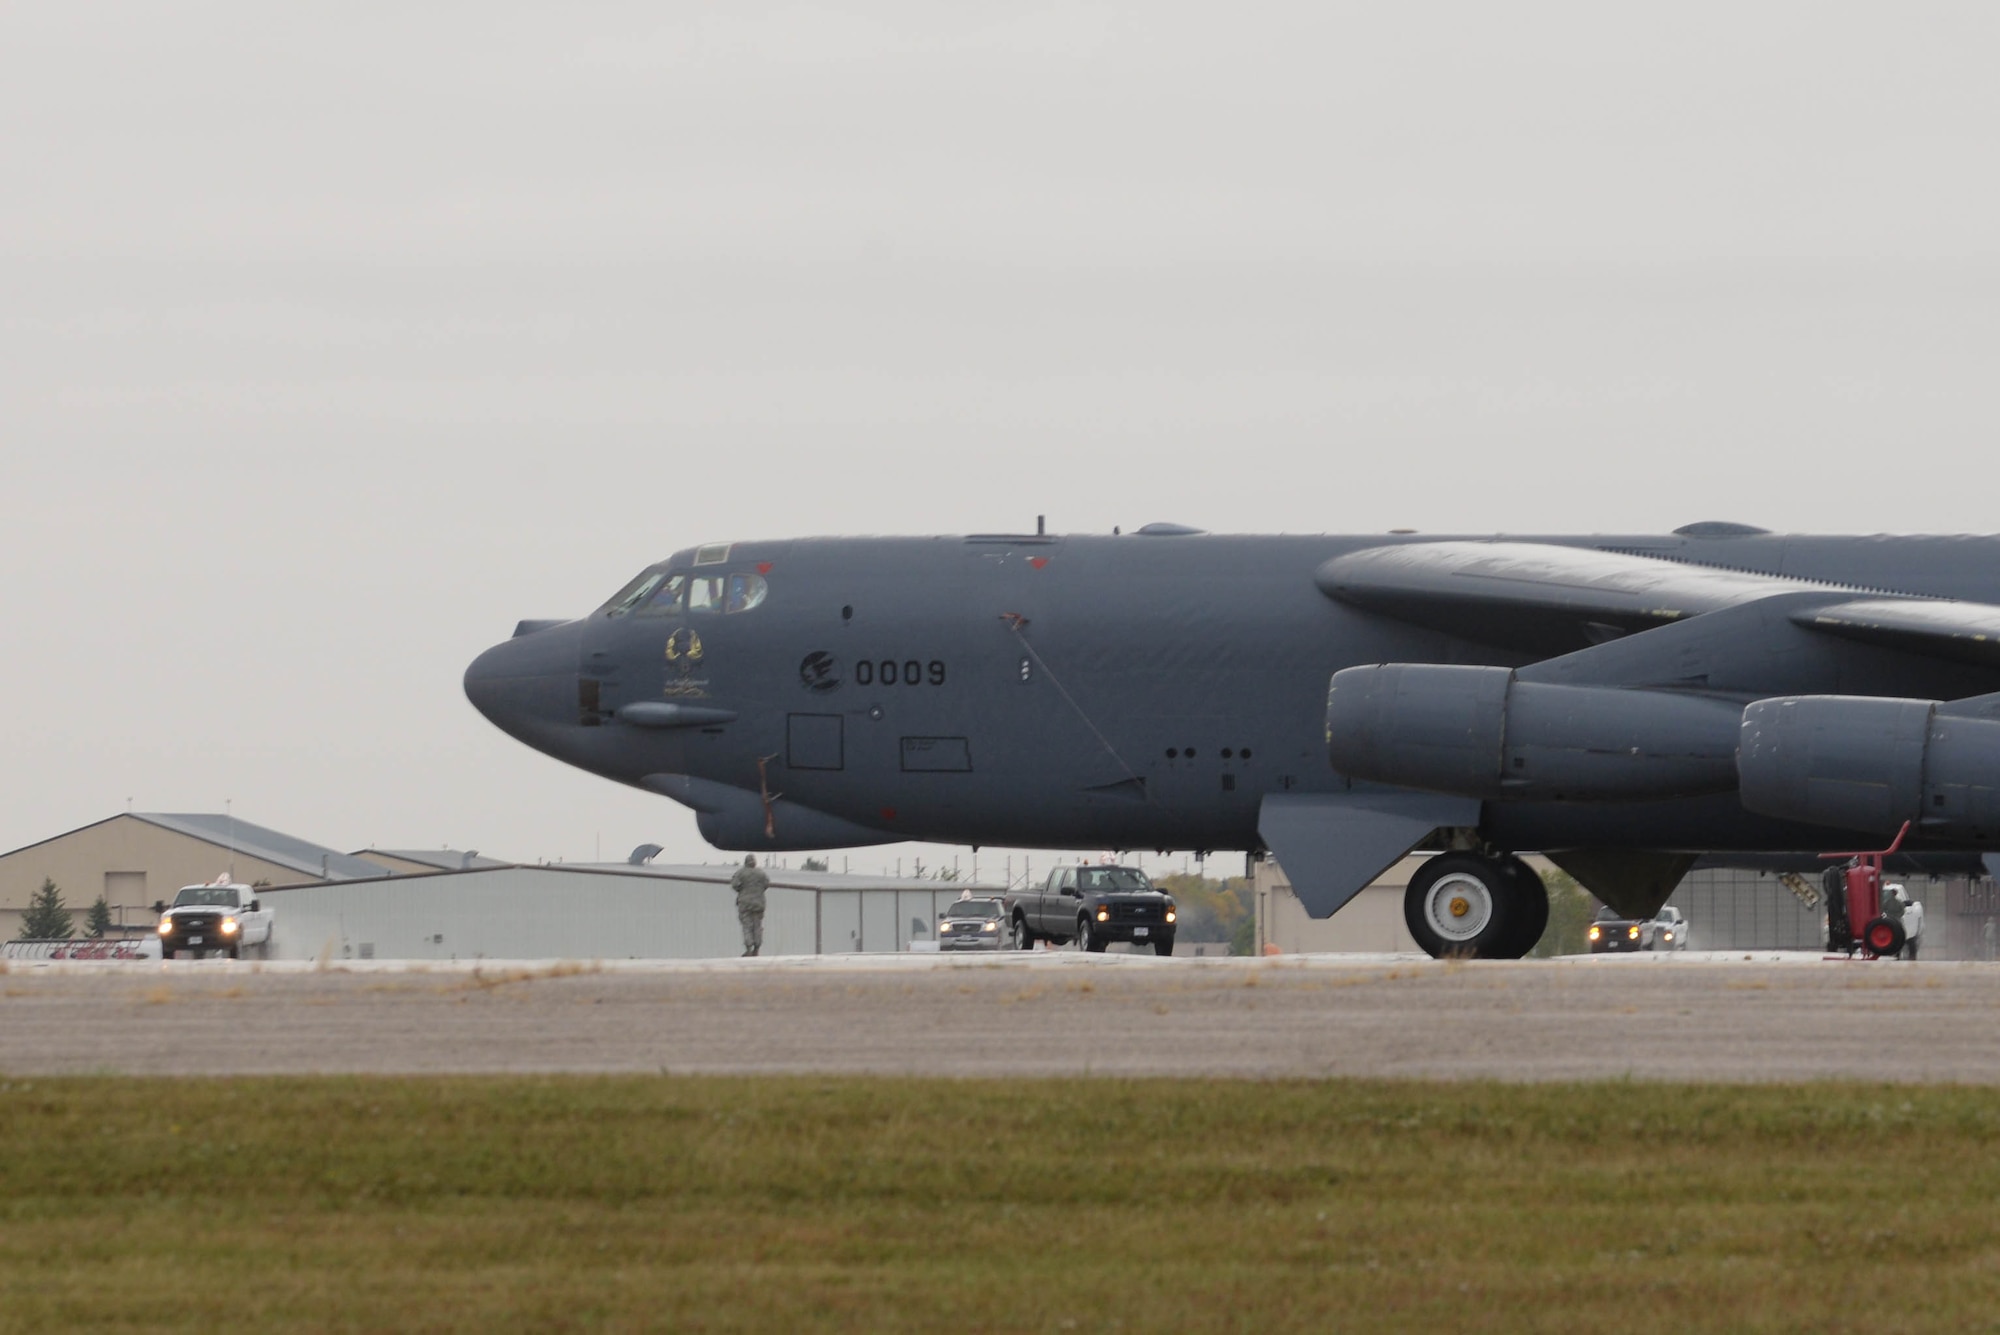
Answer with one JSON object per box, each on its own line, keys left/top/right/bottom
{"left": 1258, "top": 791, "right": 1479, "bottom": 919}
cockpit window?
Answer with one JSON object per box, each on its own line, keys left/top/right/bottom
{"left": 725, "top": 573, "right": 768, "bottom": 614}
{"left": 600, "top": 569, "right": 667, "bottom": 619}
{"left": 687, "top": 577, "right": 724, "bottom": 613}
{"left": 639, "top": 575, "right": 686, "bottom": 616}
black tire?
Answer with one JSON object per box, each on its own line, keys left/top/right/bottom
{"left": 1404, "top": 853, "right": 1525, "bottom": 960}
{"left": 1078, "top": 917, "right": 1108, "bottom": 953}
{"left": 1153, "top": 935, "right": 1175, "bottom": 957}
{"left": 1863, "top": 916, "right": 1906, "bottom": 957}
{"left": 1012, "top": 915, "right": 1036, "bottom": 951}
{"left": 228, "top": 944, "right": 240, "bottom": 960}
{"left": 1496, "top": 858, "right": 1549, "bottom": 959}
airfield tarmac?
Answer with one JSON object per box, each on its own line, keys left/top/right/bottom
{"left": 6, "top": 951, "right": 2000, "bottom": 1081}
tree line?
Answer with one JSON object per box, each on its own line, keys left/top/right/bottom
{"left": 17, "top": 879, "right": 114, "bottom": 941}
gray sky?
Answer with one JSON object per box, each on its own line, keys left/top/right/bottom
{"left": 4, "top": 2, "right": 1998, "bottom": 872}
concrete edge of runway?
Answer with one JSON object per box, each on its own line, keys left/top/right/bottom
{"left": 0, "top": 948, "right": 1952, "bottom": 978}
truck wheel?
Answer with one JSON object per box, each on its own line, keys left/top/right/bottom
{"left": 1153, "top": 936, "right": 1175, "bottom": 957}
{"left": 1011, "top": 916, "right": 1036, "bottom": 951}
{"left": 1078, "top": 918, "right": 1108, "bottom": 953}
{"left": 227, "top": 944, "right": 240, "bottom": 960}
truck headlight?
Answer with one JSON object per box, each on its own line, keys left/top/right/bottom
{"left": 1627, "top": 926, "right": 1640, "bottom": 939}
{"left": 1165, "top": 908, "right": 1177, "bottom": 923}
{"left": 221, "top": 917, "right": 240, "bottom": 935}
{"left": 1587, "top": 925, "right": 1600, "bottom": 941}
{"left": 157, "top": 918, "right": 173, "bottom": 935}
{"left": 1662, "top": 930, "right": 1674, "bottom": 942}
{"left": 1096, "top": 908, "right": 1109, "bottom": 922}
{"left": 982, "top": 921, "right": 998, "bottom": 932}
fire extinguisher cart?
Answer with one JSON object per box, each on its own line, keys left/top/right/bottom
{"left": 1822, "top": 821, "right": 1911, "bottom": 960}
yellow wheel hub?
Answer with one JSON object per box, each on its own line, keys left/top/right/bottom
{"left": 1448, "top": 895, "right": 1471, "bottom": 919}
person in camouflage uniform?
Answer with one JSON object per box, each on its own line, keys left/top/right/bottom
{"left": 730, "top": 854, "right": 769, "bottom": 957}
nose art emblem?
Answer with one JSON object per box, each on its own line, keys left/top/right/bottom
{"left": 665, "top": 628, "right": 704, "bottom": 664}
{"left": 799, "top": 651, "right": 841, "bottom": 693}
{"left": 662, "top": 629, "right": 709, "bottom": 698}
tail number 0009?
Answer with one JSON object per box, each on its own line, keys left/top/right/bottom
{"left": 854, "top": 659, "right": 946, "bottom": 687}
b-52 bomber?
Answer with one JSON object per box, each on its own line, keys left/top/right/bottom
{"left": 464, "top": 523, "right": 2000, "bottom": 959}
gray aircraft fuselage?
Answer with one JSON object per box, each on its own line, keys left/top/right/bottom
{"left": 463, "top": 528, "right": 2000, "bottom": 864}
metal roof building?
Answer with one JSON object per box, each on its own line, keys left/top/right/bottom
{"left": 0, "top": 812, "right": 391, "bottom": 939}
{"left": 350, "top": 849, "right": 512, "bottom": 875}
{"left": 261, "top": 863, "right": 999, "bottom": 962}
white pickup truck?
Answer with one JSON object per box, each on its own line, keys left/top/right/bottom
{"left": 155, "top": 881, "right": 274, "bottom": 960}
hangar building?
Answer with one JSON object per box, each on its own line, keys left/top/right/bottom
{"left": 261, "top": 863, "right": 999, "bottom": 962}
{"left": 0, "top": 813, "right": 390, "bottom": 940}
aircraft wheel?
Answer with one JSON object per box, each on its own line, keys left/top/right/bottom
{"left": 1863, "top": 917, "right": 1906, "bottom": 957}
{"left": 1496, "top": 857, "right": 1548, "bottom": 958}
{"left": 1405, "top": 853, "right": 1527, "bottom": 960}
{"left": 1011, "top": 916, "right": 1036, "bottom": 951}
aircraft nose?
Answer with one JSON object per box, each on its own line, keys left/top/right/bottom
{"left": 463, "top": 619, "right": 586, "bottom": 746}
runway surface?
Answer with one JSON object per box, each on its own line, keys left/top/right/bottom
{"left": 5, "top": 951, "right": 1999, "bottom": 1080}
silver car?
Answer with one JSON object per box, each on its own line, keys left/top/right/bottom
{"left": 937, "top": 897, "right": 1009, "bottom": 951}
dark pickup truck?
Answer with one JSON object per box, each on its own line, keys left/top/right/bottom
{"left": 1007, "top": 864, "right": 1177, "bottom": 955}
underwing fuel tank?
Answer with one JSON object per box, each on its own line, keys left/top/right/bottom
{"left": 1737, "top": 696, "right": 2000, "bottom": 838}
{"left": 1325, "top": 664, "right": 1742, "bottom": 802}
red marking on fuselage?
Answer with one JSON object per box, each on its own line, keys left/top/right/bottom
{"left": 880, "top": 807, "right": 898, "bottom": 821}
{"left": 1029, "top": 557, "right": 1048, "bottom": 570}
{"left": 756, "top": 562, "right": 773, "bottom": 575}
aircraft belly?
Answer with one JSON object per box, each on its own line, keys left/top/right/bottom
{"left": 1479, "top": 793, "right": 1908, "bottom": 854}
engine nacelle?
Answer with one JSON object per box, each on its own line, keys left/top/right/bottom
{"left": 1737, "top": 696, "right": 2000, "bottom": 837}
{"left": 1325, "top": 664, "right": 1742, "bottom": 802}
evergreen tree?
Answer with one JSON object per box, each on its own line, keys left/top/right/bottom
{"left": 21, "top": 878, "right": 74, "bottom": 940}
{"left": 84, "top": 894, "right": 113, "bottom": 939}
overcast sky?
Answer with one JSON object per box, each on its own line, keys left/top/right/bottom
{"left": 4, "top": 2, "right": 1998, "bottom": 873}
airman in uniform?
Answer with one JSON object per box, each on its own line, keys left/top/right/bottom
{"left": 731, "top": 854, "right": 769, "bottom": 957}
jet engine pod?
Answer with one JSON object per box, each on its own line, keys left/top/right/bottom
{"left": 1737, "top": 695, "right": 2000, "bottom": 837}
{"left": 1325, "top": 664, "right": 1741, "bottom": 802}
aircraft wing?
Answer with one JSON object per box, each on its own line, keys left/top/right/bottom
{"left": 1793, "top": 598, "right": 2000, "bottom": 670}
{"left": 1318, "top": 541, "right": 2000, "bottom": 670}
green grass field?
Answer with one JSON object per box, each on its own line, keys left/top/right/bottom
{"left": 2, "top": 1077, "right": 1997, "bottom": 1332}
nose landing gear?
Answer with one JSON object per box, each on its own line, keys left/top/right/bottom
{"left": 1404, "top": 852, "right": 1549, "bottom": 959}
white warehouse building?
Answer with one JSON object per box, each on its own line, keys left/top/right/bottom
{"left": 261, "top": 863, "right": 999, "bottom": 962}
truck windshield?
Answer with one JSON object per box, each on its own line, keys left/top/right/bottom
{"left": 1077, "top": 868, "right": 1151, "bottom": 893}
{"left": 172, "top": 887, "right": 240, "bottom": 907}
{"left": 944, "top": 899, "right": 1002, "bottom": 918}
